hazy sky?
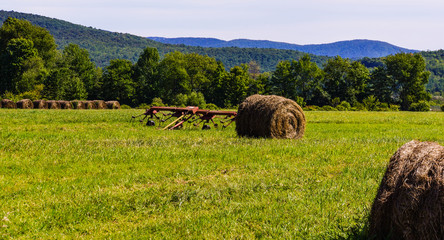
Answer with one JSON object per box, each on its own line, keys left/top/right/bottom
{"left": 2, "top": 0, "right": 444, "bottom": 50}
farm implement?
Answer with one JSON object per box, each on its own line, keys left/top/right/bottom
{"left": 131, "top": 106, "right": 237, "bottom": 130}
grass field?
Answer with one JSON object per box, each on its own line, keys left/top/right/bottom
{"left": 1, "top": 109, "right": 443, "bottom": 239}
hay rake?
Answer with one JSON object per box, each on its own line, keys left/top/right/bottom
{"left": 131, "top": 106, "right": 237, "bottom": 130}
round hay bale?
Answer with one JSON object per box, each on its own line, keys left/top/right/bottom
{"left": 70, "top": 100, "right": 84, "bottom": 110}
{"left": 369, "top": 140, "right": 444, "bottom": 240}
{"left": 57, "top": 100, "right": 72, "bottom": 109}
{"left": 33, "top": 100, "right": 48, "bottom": 109}
{"left": 235, "top": 95, "right": 305, "bottom": 139}
{"left": 105, "top": 101, "right": 121, "bottom": 109}
{"left": 16, "top": 99, "right": 34, "bottom": 109}
{"left": 93, "top": 100, "right": 107, "bottom": 109}
{"left": 84, "top": 100, "right": 96, "bottom": 109}
{"left": 46, "top": 100, "right": 60, "bottom": 109}
{"left": 1, "top": 99, "right": 16, "bottom": 109}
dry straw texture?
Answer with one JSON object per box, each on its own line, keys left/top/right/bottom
{"left": 33, "top": 100, "right": 48, "bottom": 109}
{"left": 46, "top": 100, "right": 60, "bottom": 109}
{"left": 57, "top": 100, "right": 72, "bottom": 109}
{"left": 236, "top": 95, "right": 305, "bottom": 139}
{"left": 1, "top": 99, "right": 16, "bottom": 109}
{"left": 105, "top": 101, "right": 121, "bottom": 109}
{"left": 93, "top": 100, "right": 107, "bottom": 109}
{"left": 16, "top": 99, "right": 34, "bottom": 109}
{"left": 369, "top": 140, "right": 444, "bottom": 240}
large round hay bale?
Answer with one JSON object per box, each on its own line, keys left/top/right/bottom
{"left": 84, "top": 100, "right": 96, "bottom": 109}
{"left": 93, "top": 100, "right": 107, "bottom": 109}
{"left": 105, "top": 101, "right": 120, "bottom": 109}
{"left": 57, "top": 100, "right": 72, "bottom": 109}
{"left": 369, "top": 140, "right": 444, "bottom": 240}
{"left": 16, "top": 99, "right": 34, "bottom": 109}
{"left": 33, "top": 100, "right": 48, "bottom": 109}
{"left": 1, "top": 99, "right": 16, "bottom": 109}
{"left": 235, "top": 95, "right": 305, "bottom": 139}
{"left": 46, "top": 100, "right": 60, "bottom": 109}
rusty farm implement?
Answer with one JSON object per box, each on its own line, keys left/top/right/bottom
{"left": 131, "top": 106, "right": 237, "bottom": 130}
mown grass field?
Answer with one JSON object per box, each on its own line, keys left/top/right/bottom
{"left": 1, "top": 109, "right": 443, "bottom": 239}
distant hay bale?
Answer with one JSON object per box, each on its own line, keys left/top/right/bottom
{"left": 105, "top": 101, "right": 121, "bottom": 109}
{"left": 70, "top": 100, "right": 84, "bottom": 110}
{"left": 57, "top": 100, "right": 72, "bottom": 109}
{"left": 33, "top": 100, "right": 48, "bottom": 109}
{"left": 1, "top": 99, "right": 16, "bottom": 109}
{"left": 369, "top": 140, "right": 444, "bottom": 240}
{"left": 93, "top": 100, "right": 107, "bottom": 109}
{"left": 16, "top": 99, "right": 34, "bottom": 109}
{"left": 235, "top": 95, "right": 306, "bottom": 139}
{"left": 46, "top": 100, "right": 60, "bottom": 109}
{"left": 83, "top": 100, "right": 96, "bottom": 109}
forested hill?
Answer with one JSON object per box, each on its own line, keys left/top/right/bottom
{"left": 148, "top": 37, "right": 418, "bottom": 59}
{"left": 0, "top": 10, "right": 328, "bottom": 71}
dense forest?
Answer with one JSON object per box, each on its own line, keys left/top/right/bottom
{"left": 1, "top": 17, "right": 439, "bottom": 112}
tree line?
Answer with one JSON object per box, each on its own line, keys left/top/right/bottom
{"left": 0, "top": 18, "right": 433, "bottom": 111}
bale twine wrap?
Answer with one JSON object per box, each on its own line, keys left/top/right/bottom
{"left": 369, "top": 140, "right": 444, "bottom": 240}
{"left": 1, "top": 99, "right": 16, "bottom": 109}
{"left": 57, "top": 100, "right": 72, "bottom": 109}
{"left": 93, "top": 100, "right": 107, "bottom": 109}
{"left": 33, "top": 100, "right": 48, "bottom": 109}
{"left": 46, "top": 100, "right": 60, "bottom": 109}
{"left": 105, "top": 101, "right": 121, "bottom": 109}
{"left": 236, "top": 95, "right": 305, "bottom": 139}
{"left": 16, "top": 99, "right": 34, "bottom": 109}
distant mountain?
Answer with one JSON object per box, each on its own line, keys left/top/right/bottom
{"left": 148, "top": 37, "right": 418, "bottom": 59}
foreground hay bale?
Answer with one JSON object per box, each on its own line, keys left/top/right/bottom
{"left": 369, "top": 140, "right": 444, "bottom": 240}
{"left": 93, "top": 100, "right": 107, "bottom": 109}
{"left": 33, "top": 100, "right": 48, "bottom": 109}
{"left": 57, "top": 100, "right": 72, "bottom": 109}
{"left": 105, "top": 101, "right": 120, "bottom": 109}
{"left": 16, "top": 99, "right": 34, "bottom": 109}
{"left": 46, "top": 100, "right": 60, "bottom": 109}
{"left": 1, "top": 99, "right": 16, "bottom": 109}
{"left": 236, "top": 95, "right": 305, "bottom": 139}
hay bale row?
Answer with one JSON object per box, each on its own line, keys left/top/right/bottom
{"left": 369, "top": 140, "right": 444, "bottom": 240}
{"left": 1, "top": 99, "right": 16, "bottom": 109}
{"left": 235, "top": 95, "right": 305, "bottom": 139}
{"left": 0, "top": 99, "right": 120, "bottom": 109}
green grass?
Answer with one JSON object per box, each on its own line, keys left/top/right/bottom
{"left": 0, "top": 109, "right": 443, "bottom": 239}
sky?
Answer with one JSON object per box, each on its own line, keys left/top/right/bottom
{"left": 2, "top": 0, "right": 444, "bottom": 51}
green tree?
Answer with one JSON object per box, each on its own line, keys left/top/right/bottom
{"left": 133, "top": 47, "right": 160, "bottom": 104}
{"left": 60, "top": 44, "right": 101, "bottom": 99}
{"left": 323, "top": 56, "right": 369, "bottom": 104}
{"left": 384, "top": 53, "right": 431, "bottom": 110}
{"left": 222, "top": 64, "right": 251, "bottom": 107}
{"left": 101, "top": 59, "right": 135, "bottom": 105}
{"left": 0, "top": 17, "right": 57, "bottom": 67}
{"left": 0, "top": 17, "right": 57, "bottom": 95}
{"left": 43, "top": 67, "right": 87, "bottom": 100}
